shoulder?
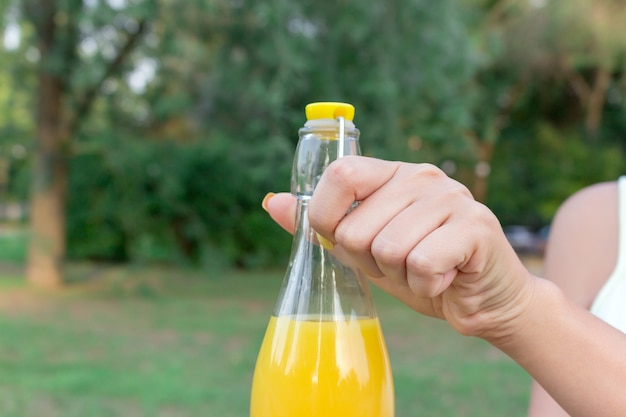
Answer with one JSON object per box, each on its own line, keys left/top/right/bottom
{"left": 543, "top": 180, "right": 620, "bottom": 308}
{"left": 549, "top": 181, "right": 618, "bottom": 253}
{"left": 556, "top": 181, "right": 618, "bottom": 221}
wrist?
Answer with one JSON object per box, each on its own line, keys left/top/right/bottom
{"left": 475, "top": 269, "right": 540, "bottom": 348}
{"left": 488, "top": 275, "right": 564, "bottom": 358}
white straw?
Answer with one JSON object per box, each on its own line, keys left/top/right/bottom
{"left": 337, "top": 116, "right": 345, "bottom": 158}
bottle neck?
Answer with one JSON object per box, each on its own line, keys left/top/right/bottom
{"left": 274, "top": 197, "right": 375, "bottom": 320}
{"left": 291, "top": 119, "right": 360, "bottom": 198}
{"left": 272, "top": 117, "right": 374, "bottom": 320}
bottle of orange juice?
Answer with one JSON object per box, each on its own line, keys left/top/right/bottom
{"left": 250, "top": 102, "right": 394, "bottom": 417}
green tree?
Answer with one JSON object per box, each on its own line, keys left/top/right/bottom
{"left": 5, "top": 0, "right": 624, "bottom": 272}
{"left": 497, "top": 0, "right": 626, "bottom": 138}
{"left": 18, "top": 0, "right": 152, "bottom": 288}
{"left": 67, "top": 0, "right": 480, "bottom": 266}
{"left": 0, "top": 3, "right": 34, "bottom": 219}
{"left": 190, "top": 0, "right": 478, "bottom": 174}
{"left": 458, "top": 0, "right": 626, "bottom": 207}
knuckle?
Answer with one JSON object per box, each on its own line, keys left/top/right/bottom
{"left": 405, "top": 251, "right": 450, "bottom": 298}
{"left": 467, "top": 201, "right": 500, "bottom": 230}
{"left": 401, "top": 163, "right": 446, "bottom": 187}
{"left": 371, "top": 237, "right": 406, "bottom": 268}
{"left": 334, "top": 224, "right": 370, "bottom": 253}
{"left": 324, "top": 157, "right": 360, "bottom": 189}
{"left": 406, "top": 250, "right": 437, "bottom": 279}
{"left": 415, "top": 162, "right": 446, "bottom": 179}
{"left": 405, "top": 163, "right": 474, "bottom": 200}
{"left": 442, "top": 178, "right": 473, "bottom": 201}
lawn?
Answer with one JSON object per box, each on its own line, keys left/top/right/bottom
{"left": 0, "top": 264, "right": 531, "bottom": 417}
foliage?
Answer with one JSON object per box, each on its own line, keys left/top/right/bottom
{"left": 69, "top": 0, "right": 482, "bottom": 266}
{"left": 66, "top": 135, "right": 291, "bottom": 267}
{"left": 195, "top": 0, "right": 479, "bottom": 162}
{"left": 489, "top": 122, "right": 625, "bottom": 228}
{"left": 1, "top": 0, "right": 625, "bottom": 269}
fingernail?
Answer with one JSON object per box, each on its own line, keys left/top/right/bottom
{"left": 261, "top": 192, "right": 275, "bottom": 212}
{"left": 316, "top": 232, "right": 335, "bottom": 251}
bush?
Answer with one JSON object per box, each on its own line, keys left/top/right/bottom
{"left": 66, "top": 135, "right": 291, "bottom": 268}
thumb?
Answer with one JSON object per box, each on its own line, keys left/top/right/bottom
{"left": 262, "top": 192, "right": 296, "bottom": 234}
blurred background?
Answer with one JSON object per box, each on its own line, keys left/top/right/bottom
{"left": 0, "top": 0, "right": 624, "bottom": 416}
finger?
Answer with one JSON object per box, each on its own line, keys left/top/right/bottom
{"left": 404, "top": 222, "right": 467, "bottom": 298}
{"left": 323, "top": 164, "right": 425, "bottom": 278}
{"left": 404, "top": 204, "right": 494, "bottom": 298}
{"left": 370, "top": 175, "right": 472, "bottom": 286}
{"left": 370, "top": 195, "right": 454, "bottom": 286}
{"left": 262, "top": 192, "right": 296, "bottom": 234}
{"left": 310, "top": 158, "right": 463, "bottom": 280}
{"left": 308, "top": 156, "right": 401, "bottom": 240}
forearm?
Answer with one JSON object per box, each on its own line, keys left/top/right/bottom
{"left": 496, "top": 277, "right": 626, "bottom": 417}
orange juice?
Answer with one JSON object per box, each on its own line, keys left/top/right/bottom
{"left": 250, "top": 315, "right": 394, "bottom": 417}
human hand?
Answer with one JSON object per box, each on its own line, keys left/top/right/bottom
{"left": 263, "top": 156, "right": 536, "bottom": 345}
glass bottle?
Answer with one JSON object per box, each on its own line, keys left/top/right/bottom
{"left": 250, "top": 102, "right": 394, "bottom": 417}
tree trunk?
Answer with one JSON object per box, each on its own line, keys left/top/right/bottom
{"left": 26, "top": 64, "right": 68, "bottom": 289}
{"left": 472, "top": 141, "right": 494, "bottom": 204}
{"left": 25, "top": 0, "right": 68, "bottom": 289}
{"left": 23, "top": 0, "right": 147, "bottom": 288}
{"left": 585, "top": 67, "right": 611, "bottom": 139}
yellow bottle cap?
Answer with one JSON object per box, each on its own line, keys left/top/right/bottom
{"left": 305, "top": 102, "right": 355, "bottom": 121}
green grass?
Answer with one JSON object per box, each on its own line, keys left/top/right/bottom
{"left": 0, "top": 266, "right": 531, "bottom": 416}
{"left": 0, "top": 228, "right": 27, "bottom": 264}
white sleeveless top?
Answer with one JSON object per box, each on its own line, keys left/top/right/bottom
{"left": 590, "top": 176, "right": 626, "bottom": 333}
